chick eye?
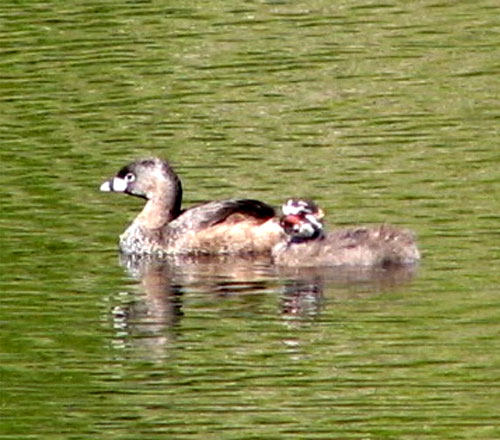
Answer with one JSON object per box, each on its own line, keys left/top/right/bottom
{"left": 125, "top": 173, "right": 136, "bottom": 182}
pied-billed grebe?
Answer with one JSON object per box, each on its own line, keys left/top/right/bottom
{"left": 100, "top": 158, "right": 283, "bottom": 256}
{"left": 272, "top": 199, "right": 421, "bottom": 267}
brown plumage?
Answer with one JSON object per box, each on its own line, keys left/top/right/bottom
{"left": 272, "top": 199, "right": 420, "bottom": 267}
{"left": 100, "top": 158, "right": 283, "bottom": 256}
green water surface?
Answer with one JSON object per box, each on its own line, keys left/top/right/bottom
{"left": 1, "top": 1, "right": 500, "bottom": 439}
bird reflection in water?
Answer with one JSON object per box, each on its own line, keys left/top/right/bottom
{"left": 109, "top": 253, "right": 418, "bottom": 360}
{"left": 279, "top": 264, "right": 418, "bottom": 324}
{"left": 110, "top": 256, "right": 184, "bottom": 359}
{"left": 110, "top": 253, "right": 276, "bottom": 359}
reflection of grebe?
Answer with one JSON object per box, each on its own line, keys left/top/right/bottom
{"left": 109, "top": 258, "right": 184, "bottom": 360}
{"left": 100, "top": 158, "right": 282, "bottom": 256}
{"left": 273, "top": 199, "right": 421, "bottom": 267}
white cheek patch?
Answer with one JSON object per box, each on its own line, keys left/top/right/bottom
{"left": 283, "top": 205, "right": 297, "bottom": 216}
{"left": 111, "top": 177, "right": 128, "bottom": 192}
{"left": 297, "top": 222, "right": 316, "bottom": 238}
{"left": 283, "top": 200, "right": 306, "bottom": 216}
{"left": 305, "top": 213, "right": 323, "bottom": 230}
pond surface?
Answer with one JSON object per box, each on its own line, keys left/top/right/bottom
{"left": 1, "top": 0, "right": 500, "bottom": 438}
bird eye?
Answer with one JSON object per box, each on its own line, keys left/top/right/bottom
{"left": 125, "top": 173, "right": 136, "bottom": 182}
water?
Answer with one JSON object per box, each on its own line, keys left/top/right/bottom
{"left": 1, "top": 0, "right": 500, "bottom": 438}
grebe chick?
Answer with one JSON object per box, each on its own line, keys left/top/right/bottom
{"left": 272, "top": 199, "right": 420, "bottom": 267}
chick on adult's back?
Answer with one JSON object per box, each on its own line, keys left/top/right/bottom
{"left": 272, "top": 199, "right": 420, "bottom": 267}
